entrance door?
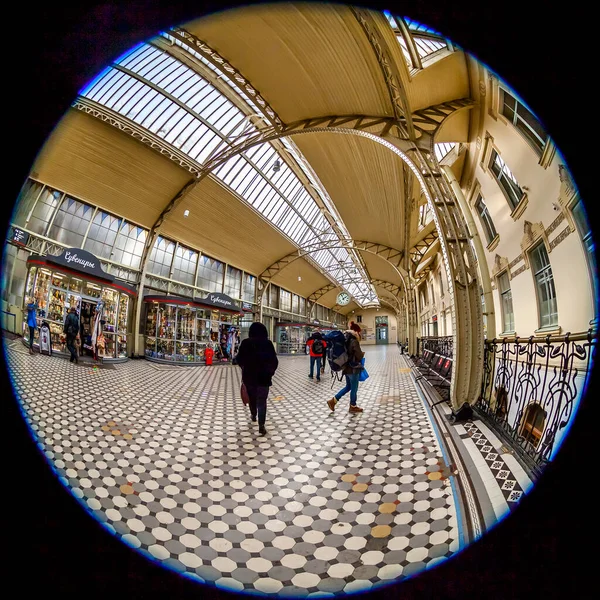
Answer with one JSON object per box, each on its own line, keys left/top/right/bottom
{"left": 80, "top": 300, "right": 97, "bottom": 356}
{"left": 375, "top": 315, "right": 389, "bottom": 344}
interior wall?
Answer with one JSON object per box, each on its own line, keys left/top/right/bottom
{"left": 346, "top": 308, "right": 398, "bottom": 345}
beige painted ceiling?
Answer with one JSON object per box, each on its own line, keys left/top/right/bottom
{"left": 25, "top": 1, "right": 476, "bottom": 311}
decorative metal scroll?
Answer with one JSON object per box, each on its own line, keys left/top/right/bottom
{"left": 476, "top": 330, "right": 597, "bottom": 476}
{"left": 418, "top": 335, "right": 454, "bottom": 358}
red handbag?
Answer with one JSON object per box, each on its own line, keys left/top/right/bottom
{"left": 240, "top": 382, "right": 249, "bottom": 406}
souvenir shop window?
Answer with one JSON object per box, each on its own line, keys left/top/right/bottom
{"left": 146, "top": 303, "right": 159, "bottom": 336}
{"left": 221, "top": 312, "right": 232, "bottom": 324}
{"left": 102, "top": 288, "right": 118, "bottom": 332}
{"left": 158, "top": 305, "right": 177, "bottom": 338}
{"left": 27, "top": 187, "right": 62, "bottom": 235}
{"left": 84, "top": 282, "right": 102, "bottom": 299}
{"left": 178, "top": 307, "right": 196, "bottom": 340}
{"left": 196, "top": 318, "right": 211, "bottom": 343}
{"left": 48, "top": 197, "right": 94, "bottom": 249}
{"left": 51, "top": 272, "right": 68, "bottom": 289}
{"left": 117, "top": 335, "right": 127, "bottom": 358}
{"left": 35, "top": 269, "right": 52, "bottom": 314}
{"left": 145, "top": 336, "right": 157, "bottom": 358}
{"left": 25, "top": 266, "right": 37, "bottom": 302}
{"left": 176, "top": 341, "right": 195, "bottom": 362}
{"left": 69, "top": 277, "right": 83, "bottom": 293}
{"left": 117, "top": 294, "right": 129, "bottom": 335}
{"left": 84, "top": 211, "right": 121, "bottom": 260}
{"left": 48, "top": 288, "right": 67, "bottom": 323}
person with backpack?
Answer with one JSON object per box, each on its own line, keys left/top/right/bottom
{"left": 326, "top": 321, "right": 365, "bottom": 413}
{"left": 235, "top": 321, "right": 279, "bottom": 436}
{"left": 63, "top": 305, "right": 80, "bottom": 363}
{"left": 306, "top": 330, "right": 326, "bottom": 382}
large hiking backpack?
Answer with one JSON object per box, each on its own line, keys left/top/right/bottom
{"left": 311, "top": 338, "right": 324, "bottom": 355}
{"left": 323, "top": 330, "right": 349, "bottom": 374}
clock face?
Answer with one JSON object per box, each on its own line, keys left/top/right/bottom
{"left": 337, "top": 292, "right": 351, "bottom": 306}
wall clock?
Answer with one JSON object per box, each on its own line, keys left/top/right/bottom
{"left": 336, "top": 291, "right": 351, "bottom": 306}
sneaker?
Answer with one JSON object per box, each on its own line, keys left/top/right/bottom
{"left": 327, "top": 398, "right": 337, "bottom": 412}
{"left": 349, "top": 405, "right": 364, "bottom": 413}
{"left": 259, "top": 426, "right": 267, "bottom": 435}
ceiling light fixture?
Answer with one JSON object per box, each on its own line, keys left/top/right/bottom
{"left": 184, "top": 209, "right": 190, "bottom": 217}
{"left": 272, "top": 159, "right": 281, "bottom": 172}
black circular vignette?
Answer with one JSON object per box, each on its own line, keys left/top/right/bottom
{"left": 4, "top": 0, "right": 595, "bottom": 598}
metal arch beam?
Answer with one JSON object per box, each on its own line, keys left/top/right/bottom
{"left": 349, "top": 6, "right": 414, "bottom": 140}
{"left": 259, "top": 239, "right": 409, "bottom": 290}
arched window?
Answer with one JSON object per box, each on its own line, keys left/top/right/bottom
{"left": 519, "top": 403, "right": 546, "bottom": 448}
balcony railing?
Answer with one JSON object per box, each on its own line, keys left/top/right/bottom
{"left": 477, "top": 329, "right": 597, "bottom": 477}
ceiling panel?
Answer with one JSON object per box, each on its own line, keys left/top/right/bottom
{"left": 160, "top": 176, "right": 296, "bottom": 275}
{"left": 31, "top": 109, "right": 189, "bottom": 228}
{"left": 185, "top": 2, "right": 392, "bottom": 123}
{"left": 360, "top": 252, "right": 405, "bottom": 287}
{"left": 269, "top": 257, "right": 331, "bottom": 297}
{"left": 293, "top": 132, "right": 406, "bottom": 249}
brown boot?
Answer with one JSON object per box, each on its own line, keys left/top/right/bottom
{"left": 349, "top": 405, "right": 363, "bottom": 413}
{"left": 327, "top": 398, "right": 337, "bottom": 412}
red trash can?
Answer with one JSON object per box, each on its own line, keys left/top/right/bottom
{"left": 205, "top": 347, "right": 214, "bottom": 365}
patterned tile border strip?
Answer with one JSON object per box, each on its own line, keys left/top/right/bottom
{"left": 458, "top": 421, "right": 524, "bottom": 506}
{"left": 545, "top": 212, "right": 565, "bottom": 236}
{"left": 549, "top": 226, "right": 572, "bottom": 250}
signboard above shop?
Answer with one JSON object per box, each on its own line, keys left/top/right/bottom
{"left": 199, "top": 292, "right": 240, "bottom": 311}
{"left": 46, "top": 247, "right": 114, "bottom": 281}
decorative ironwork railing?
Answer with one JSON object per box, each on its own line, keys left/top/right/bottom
{"left": 477, "top": 329, "right": 597, "bottom": 477}
{"left": 417, "top": 335, "right": 453, "bottom": 358}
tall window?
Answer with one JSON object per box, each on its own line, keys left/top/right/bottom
{"left": 172, "top": 244, "right": 198, "bottom": 285}
{"left": 530, "top": 242, "right": 558, "bottom": 328}
{"left": 197, "top": 255, "right": 224, "bottom": 293}
{"left": 84, "top": 211, "right": 121, "bottom": 259}
{"left": 280, "top": 289, "right": 292, "bottom": 312}
{"left": 12, "top": 179, "right": 43, "bottom": 227}
{"left": 112, "top": 222, "right": 147, "bottom": 269}
{"left": 500, "top": 88, "right": 547, "bottom": 156}
{"left": 48, "top": 197, "right": 94, "bottom": 248}
{"left": 475, "top": 194, "right": 498, "bottom": 244}
{"left": 438, "top": 271, "right": 444, "bottom": 297}
{"left": 489, "top": 149, "right": 524, "bottom": 211}
{"left": 292, "top": 294, "right": 300, "bottom": 314}
{"left": 498, "top": 271, "right": 515, "bottom": 333}
{"left": 572, "top": 198, "right": 598, "bottom": 316}
{"left": 223, "top": 265, "right": 242, "bottom": 298}
{"left": 147, "top": 236, "right": 176, "bottom": 278}
{"left": 27, "top": 187, "right": 62, "bottom": 235}
{"left": 242, "top": 273, "right": 256, "bottom": 303}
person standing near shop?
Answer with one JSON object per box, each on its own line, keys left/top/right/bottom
{"left": 235, "top": 321, "right": 278, "bottom": 436}
{"left": 25, "top": 295, "right": 39, "bottom": 354}
{"left": 306, "top": 330, "right": 326, "bottom": 382}
{"left": 63, "top": 306, "right": 80, "bottom": 363}
{"left": 327, "top": 321, "right": 365, "bottom": 413}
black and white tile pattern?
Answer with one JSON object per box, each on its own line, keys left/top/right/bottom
{"left": 5, "top": 339, "right": 462, "bottom": 596}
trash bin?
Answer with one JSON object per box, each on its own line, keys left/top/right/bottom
{"left": 205, "top": 346, "right": 214, "bottom": 365}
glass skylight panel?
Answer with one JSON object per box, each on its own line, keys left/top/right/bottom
{"left": 80, "top": 38, "right": 378, "bottom": 307}
{"left": 434, "top": 142, "right": 457, "bottom": 162}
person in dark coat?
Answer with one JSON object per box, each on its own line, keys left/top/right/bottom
{"left": 327, "top": 321, "right": 365, "bottom": 413}
{"left": 63, "top": 306, "right": 80, "bottom": 363}
{"left": 235, "top": 321, "right": 279, "bottom": 435}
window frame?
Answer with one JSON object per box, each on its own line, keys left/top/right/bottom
{"left": 529, "top": 241, "right": 559, "bottom": 330}
{"left": 497, "top": 270, "right": 515, "bottom": 334}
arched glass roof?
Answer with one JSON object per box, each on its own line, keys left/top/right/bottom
{"left": 79, "top": 34, "right": 379, "bottom": 306}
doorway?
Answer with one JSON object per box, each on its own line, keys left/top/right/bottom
{"left": 375, "top": 315, "right": 388, "bottom": 345}
{"left": 80, "top": 300, "right": 97, "bottom": 357}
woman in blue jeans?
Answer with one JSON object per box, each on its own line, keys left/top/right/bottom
{"left": 327, "top": 321, "right": 365, "bottom": 413}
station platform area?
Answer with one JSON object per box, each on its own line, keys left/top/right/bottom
{"left": 4, "top": 336, "right": 534, "bottom": 595}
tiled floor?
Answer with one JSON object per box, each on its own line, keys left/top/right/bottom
{"left": 4, "top": 337, "right": 533, "bottom": 596}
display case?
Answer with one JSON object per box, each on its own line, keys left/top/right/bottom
{"left": 23, "top": 256, "right": 136, "bottom": 363}
{"left": 143, "top": 297, "right": 242, "bottom": 364}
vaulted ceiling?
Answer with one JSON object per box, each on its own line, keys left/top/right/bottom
{"left": 29, "top": 1, "right": 474, "bottom": 309}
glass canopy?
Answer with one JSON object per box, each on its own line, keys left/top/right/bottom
{"left": 79, "top": 32, "right": 379, "bottom": 306}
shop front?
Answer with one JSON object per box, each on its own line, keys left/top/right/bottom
{"left": 23, "top": 249, "right": 136, "bottom": 362}
{"left": 275, "top": 320, "right": 339, "bottom": 354}
{"left": 144, "top": 293, "right": 243, "bottom": 364}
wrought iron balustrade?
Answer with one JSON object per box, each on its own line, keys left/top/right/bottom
{"left": 476, "top": 329, "right": 597, "bottom": 477}
{"left": 417, "top": 335, "right": 453, "bottom": 358}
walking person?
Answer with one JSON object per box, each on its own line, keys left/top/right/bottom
{"left": 235, "top": 322, "right": 279, "bottom": 436}
{"left": 25, "top": 295, "right": 39, "bottom": 354}
{"left": 327, "top": 321, "right": 365, "bottom": 413}
{"left": 306, "top": 330, "right": 326, "bottom": 382}
{"left": 63, "top": 305, "right": 80, "bottom": 363}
